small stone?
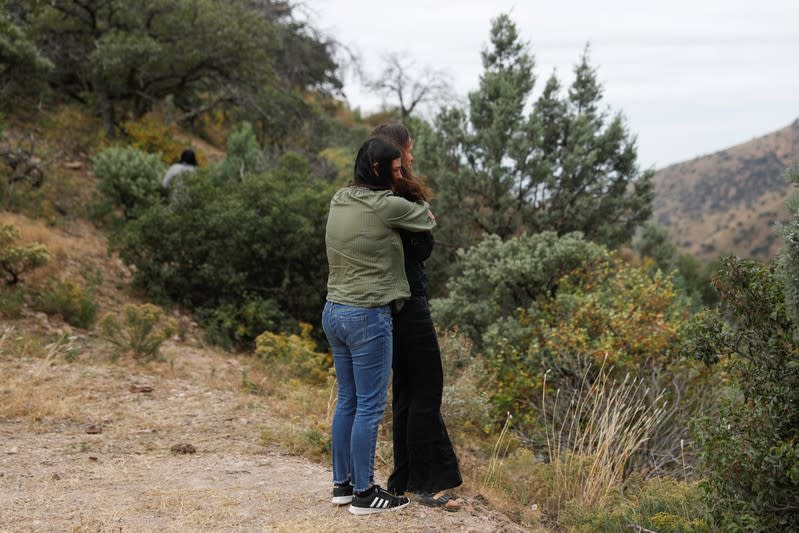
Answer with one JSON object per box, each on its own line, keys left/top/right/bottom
{"left": 129, "top": 385, "right": 154, "bottom": 393}
{"left": 85, "top": 424, "right": 102, "bottom": 434}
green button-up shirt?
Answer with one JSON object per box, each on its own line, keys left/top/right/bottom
{"left": 325, "top": 186, "right": 436, "bottom": 308}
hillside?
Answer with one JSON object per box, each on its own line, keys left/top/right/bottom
{"left": 652, "top": 118, "right": 799, "bottom": 261}
{"left": 0, "top": 214, "right": 529, "bottom": 533}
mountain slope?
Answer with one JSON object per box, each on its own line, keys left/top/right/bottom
{"left": 652, "top": 118, "right": 799, "bottom": 261}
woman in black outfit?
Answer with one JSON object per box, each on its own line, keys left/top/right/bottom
{"left": 370, "top": 123, "right": 462, "bottom": 511}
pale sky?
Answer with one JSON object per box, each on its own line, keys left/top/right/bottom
{"left": 307, "top": 0, "right": 799, "bottom": 170}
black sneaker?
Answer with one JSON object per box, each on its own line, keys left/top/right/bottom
{"left": 332, "top": 482, "right": 353, "bottom": 505}
{"left": 349, "top": 485, "right": 410, "bottom": 515}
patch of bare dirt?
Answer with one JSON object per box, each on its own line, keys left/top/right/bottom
{"left": 0, "top": 338, "right": 527, "bottom": 533}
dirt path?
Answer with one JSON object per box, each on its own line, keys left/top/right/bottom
{"left": 0, "top": 336, "right": 526, "bottom": 533}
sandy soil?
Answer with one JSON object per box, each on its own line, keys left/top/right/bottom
{"left": 0, "top": 335, "right": 526, "bottom": 533}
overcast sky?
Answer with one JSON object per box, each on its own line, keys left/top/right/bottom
{"left": 307, "top": 0, "right": 798, "bottom": 170}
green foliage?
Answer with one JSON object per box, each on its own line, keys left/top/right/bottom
{"left": 254, "top": 323, "right": 331, "bottom": 384}
{"left": 0, "top": 8, "right": 52, "bottom": 102}
{"left": 418, "top": 16, "right": 652, "bottom": 285}
{"left": 114, "top": 135, "right": 335, "bottom": 345}
{"left": 122, "top": 114, "right": 185, "bottom": 165}
{"left": 8, "top": 0, "right": 339, "bottom": 142}
{"left": 213, "top": 122, "right": 266, "bottom": 183}
{"left": 634, "top": 223, "right": 719, "bottom": 308}
{"left": 778, "top": 163, "right": 799, "bottom": 329}
{"left": 689, "top": 257, "right": 799, "bottom": 530}
{"left": 0, "top": 223, "right": 50, "bottom": 285}
{"left": 432, "top": 231, "right": 606, "bottom": 346}
{"left": 0, "top": 284, "right": 25, "bottom": 317}
{"left": 34, "top": 279, "right": 97, "bottom": 329}
{"left": 439, "top": 329, "right": 493, "bottom": 437}
{"left": 98, "top": 303, "right": 176, "bottom": 361}
{"left": 562, "top": 476, "right": 710, "bottom": 532}
{"left": 201, "top": 295, "right": 289, "bottom": 349}
{"left": 91, "top": 145, "right": 165, "bottom": 221}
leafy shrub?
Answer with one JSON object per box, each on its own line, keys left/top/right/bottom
{"left": 561, "top": 476, "right": 710, "bottom": 532}
{"left": 254, "top": 323, "right": 332, "bottom": 384}
{"left": 432, "top": 231, "right": 606, "bottom": 347}
{"left": 92, "top": 145, "right": 165, "bottom": 221}
{"left": 202, "top": 295, "right": 289, "bottom": 349}
{"left": 98, "top": 303, "right": 176, "bottom": 361}
{"left": 0, "top": 285, "right": 25, "bottom": 318}
{"left": 41, "top": 105, "right": 102, "bottom": 157}
{"left": 439, "top": 329, "right": 492, "bottom": 437}
{"left": 122, "top": 113, "right": 185, "bottom": 165}
{"left": 213, "top": 122, "right": 266, "bottom": 182}
{"left": 35, "top": 280, "right": 97, "bottom": 329}
{"left": 115, "top": 146, "right": 335, "bottom": 344}
{"left": 434, "top": 232, "right": 706, "bottom": 474}
{"left": 688, "top": 257, "right": 799, "bottom": 531}
{"left": 0, "top": 223, "right": 50, "bottom": 285}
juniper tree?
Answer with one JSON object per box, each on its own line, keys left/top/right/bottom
{"left": 417, "top": 14, "right": 653, "bottom": 289}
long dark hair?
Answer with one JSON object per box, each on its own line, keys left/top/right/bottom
{"left": 370, "top": 123, "right": 433, "bottom": 202}
{"left": 352, "top": 137, "right": 401, "bottom": 190}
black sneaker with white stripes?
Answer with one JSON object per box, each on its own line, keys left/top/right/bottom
{"left": 349, "top": 485, "right": 410, "bottom": 515}
{"left": 332, "top": 482, "right": 353, "bottom": 505}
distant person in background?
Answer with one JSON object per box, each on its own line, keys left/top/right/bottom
{"left": 323, "top": 136, "right": 436, "bottom": 515}
{"left": 370, "top": 123, "right": 463, "bottom": 511}
{"left": 162, "top": 149, "right": 198, "bottom": 201}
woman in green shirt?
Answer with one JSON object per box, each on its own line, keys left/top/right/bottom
{"left": 323, "top": 137, "right": 435, "bottom": 515}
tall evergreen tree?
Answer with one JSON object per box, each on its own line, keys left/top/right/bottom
{"left": 417, "top": 14, "right": 653, "bottom": 288}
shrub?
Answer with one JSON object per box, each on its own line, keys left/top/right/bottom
{"left": 114, "top": 147, "right": 334, "bottom": 343}
{"left": 34, "top": 279, "right": 97, "bottom": 329}
{"left": 122, "top": 113, "right": 185, "bottom": 165}
{"left": 561, "top": 476, "right": 710, "bottom": 532}
{"left": 98, "top": 303, "right": 176, "bottom": 361}
{"left": 201, "top": 295, "right": 289, "bottom": 349}
{"left": 0, "top": 223, "right": 50, "bottom": 285}
{"left": 254, "top": 323, "right": 331, "bottom": 384}
{"left": 689, "top": 257, "right": 799, "bottom": 531}
{"left": 0, "top": 285, "right": 25, "bottom": 318}
{"left": 92, "top": 145, "right": 165, "bottom": 221}
{"left": 439, "top": 329, "right": 492, "bottom": 438}
{"left": 432, "top": 231, "right": 606, "bottom": 347}
{"left": 213, "top": 122, "right": 266, "bottom": 182}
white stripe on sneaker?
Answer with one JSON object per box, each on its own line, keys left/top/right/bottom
{"left": 370, "top": 497, "right": 389, "bottom": 508}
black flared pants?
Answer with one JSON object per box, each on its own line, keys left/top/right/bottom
{"left": 387, "top": 296, "right": 462, "bottom": 495}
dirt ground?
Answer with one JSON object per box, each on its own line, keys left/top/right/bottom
{"left": 0, "top": 333, "right": 528, "bottom": 533}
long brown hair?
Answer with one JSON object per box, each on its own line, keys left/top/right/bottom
{"left": 369, "top": 123, "right": 433, "bottom": 202}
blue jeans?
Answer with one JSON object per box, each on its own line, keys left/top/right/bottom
{"left": 322, "top": 301, "right": 393, "bottom": 492}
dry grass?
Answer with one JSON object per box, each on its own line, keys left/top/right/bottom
{"left": 542, "top": 360, "right": 668, "bottom": 521}
{"left": 0, "top": 327, "right": 88, "bottom": 422}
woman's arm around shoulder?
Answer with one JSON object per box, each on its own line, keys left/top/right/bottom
{"left": 378, "top": 192, "right": 436, "bottom": 232}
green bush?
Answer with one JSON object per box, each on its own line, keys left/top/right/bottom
{"left": 254, "top": 323, "right": 332, "bottom": 384}
{"left": 561, "top": 476, "right": 710, "bottom": 532}
{"left": 92, "top": 145, "right": 165, "bottom": 221}
{"left": 0, "top": 285, "right": 26, "bottom": 318}
{"left": 114, "top": 143, "right": 335, "bottom": 345}
{"left": 35, "top": 280, "right": 97, "bottom": 329}
{"left": 98, "top": 303, "right": 176, "bottom": 361}
{"left": 202, "top": 295, "right": 289, "bottom": 349}
{"left": 432, "top": 231, "right": 606, "bottom": 347}
{"left": 213, "top": 122, "right": 266, "bottom": 183}
{"left": 688, "top": 257, "right": 799, "bottom": 530}
{"left": 0, "top": 224, "right": 50, "bottom": 285}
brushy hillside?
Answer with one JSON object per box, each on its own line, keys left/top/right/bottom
{"left": 652, "top": 118, "right": 799, "bottom": 261}
{"left": 0, "top": 208, "right": 533, "bottom": 533}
